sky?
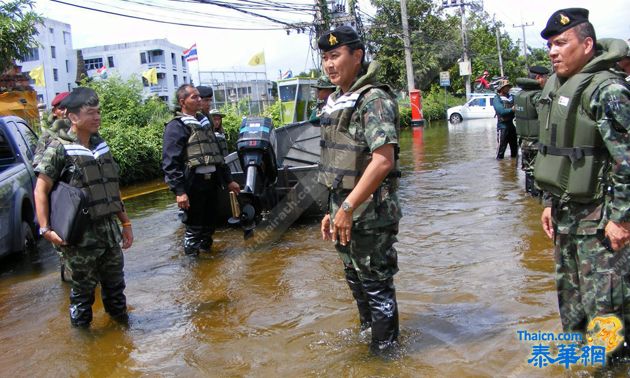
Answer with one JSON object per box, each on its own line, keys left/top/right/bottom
{"left": 33, "top": 0, "right": 630, "bottom": 81}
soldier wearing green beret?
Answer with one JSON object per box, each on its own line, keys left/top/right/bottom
{"left": 533, "top": 8, "right": 630, "bottom": 358}
{"left": 317, "top": 25, "right": 402, "bottom": 354}
{"left": 34, "top": 87, "right": 134, "bottom": 328}
{"left": 514, "top": 65, "right": 549, "bottom": 196}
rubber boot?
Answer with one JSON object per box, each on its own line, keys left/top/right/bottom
{"left": 184, "top": 225, "right": 204, "bottom": 255}
{"left": 344, "top": 266, "right": 372, "bottom": 331}
{"left": 363, "top": 278, "right": 399, "bottom": 354}
{"left": 199, "top": 226, "right": 214, "bottom": 252}
{"left": 101, "top": 277, "right": 128, "bottom": 323}
{"left": 69, "top": 287, "right": 95, "bottom": 328}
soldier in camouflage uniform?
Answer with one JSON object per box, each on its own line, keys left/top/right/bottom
{"left": 514, "top": 65, "right": 549, "bottom": 196}
{"left": 33, "top": 92, "right": 71, "bottom": 168}
{"left": 309, "top": 75, "right": 336, "bottom": 122}
{"left": 533, "top": 8, "right": 630, "bottom": 357}
{"left": 317, "top": 26, "right": 402, "bottom": 354}
{"left": 33, "top": 87, "right": 134, "bottom": 328}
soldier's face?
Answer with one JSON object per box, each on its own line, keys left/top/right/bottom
{"left": 547, "top": 27, "right": 594, "bottom": 78}
{"left": 618, "top": 57, "right": 630, "bottom": 75}
{"left": 200, "top": 96, "right": 212, "bottom": 113}
{"left": 322, "top": 46, "right": 363, "bottom": 91}
{"left": 180, "top": 87, "right": 202, "bottom": 114}
{"left": 70, "top": 105, "right": 100, "bottom": 134}
{"left": 211, "top": 115, "right": 222, "bottom": 129}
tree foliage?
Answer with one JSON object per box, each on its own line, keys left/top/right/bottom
{"left": 0, "top": 0, "right": 42, "bottom": 73}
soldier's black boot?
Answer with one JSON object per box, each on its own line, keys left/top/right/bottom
{"left": 344, "top": 266, "right": 372, "bottom": 331}
{"left": 69, "top": 288, "right": 95, "bottom": 328}
{"left": 101, "top": 277, "right": 128, "bottom": 323}
{"left": 199, "top": 226, "right": 214, "bottom": 252}
{"left": 363, "top": 277, "right": 399, "bottom": 355}
{"left": 184, "top": 226, "right": 204, "bottom": 255}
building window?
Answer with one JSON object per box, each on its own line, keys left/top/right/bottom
{"left": 63, "top": 31, "right": 70, "bottom": 45}
{"left": 84, "top": 58, "right": 103, "bottom": 71}
{"left": 183, "top": 76, "right": 187, "bottom": 84}
{"left": 65, "top": 60, "right": 69, "bottom": 72}
{"left": 173, "top": 74, "right": 178, "bottom": 87}
{"left": 51, "top": 46, "right": 56, "bottom": 59}
{"left": 140, "top": 52, "right": 147, "bottom": 64}
{"left": 20, "top": 47, "right": 39, "bottom": 62}
{"left": 181, "top": 56, "right": 186, "bottom": 66}
{"left": 49, "top": 27, "right": 54, "bottom": 34}
{"left": 37, "top": 94, "right": 44, "bottom": 103}
{"left": 107, "top": 56, "right": 115, "bottom": 68}
{"left": 142, "top": 77, "right": 149, "bottom": 87}
{"left": 53, "top": 69, "right": 58, "bottom": 81}
{"left": 68, "top": 83, "right": 71, "bottom": 91}
{"left": 171, "top": 52, "right": 176, "bottom": 66}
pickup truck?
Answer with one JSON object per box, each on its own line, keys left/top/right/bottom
{"left": 0, "top": 116, "right": 38, "bottom": 257}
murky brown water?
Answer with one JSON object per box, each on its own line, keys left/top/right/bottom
{"left": 1, "top": 119, "right": 621, "bottom": 377}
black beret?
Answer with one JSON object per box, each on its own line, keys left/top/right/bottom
{"left": 64, "top": 87, "right": 99, "bottom": 112}
{"left": 197, "top": 86, "right": 213, "bottom": 98}
{"left": 541, "top": 8, "right": 589, "bottom": 40}
{"left": 529, "top": 65, "right": 550, "bottom": 75}
{"left": 318, "top": 25, "right": 361, "bottom": 52}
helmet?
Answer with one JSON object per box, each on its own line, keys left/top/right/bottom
{"left": 312, "top": 75, "right": 336, "bottom": 90}
{"left": 208, "top": 109, "right": 225, "bottom": 117}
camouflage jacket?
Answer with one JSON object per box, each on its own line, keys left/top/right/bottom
{"left": 327, "top": 61, "right": 403, "bottom": 230}
{"left": 548, "top": 53, "right": 630, "bottom": 235}
{"left": 35, "top": 129, "right": 122, "bottom": 248}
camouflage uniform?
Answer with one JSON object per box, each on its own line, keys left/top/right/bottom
{"left": 32, "top": 118, "right": 70, "bottom": 168}
{"left": 36, "top": 130, "right": 126, "bottom": 327}
{"left": 322, "top": 61, "right": 403, "bottom": 352}
{"left": 543, "top": 67, "right": 630, "bottom": 342}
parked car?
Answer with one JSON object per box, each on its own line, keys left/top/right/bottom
{"left": 0, "top": 116, "right": 39, "bottom": 257}
{"left": 447, "top": 93, "right": 497, "bottom": 123}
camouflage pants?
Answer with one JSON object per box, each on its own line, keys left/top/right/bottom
{"left": 554, "top": 232, "right": 630, "bottom": 339}
{"left": 63, "top": 244, "right": 126, "bottom": 326}
{"left": 520, "top": 139, "right": 538, "bottom": 173}
{"left": 335, "top": 224, "right": 399, "bottom": 281}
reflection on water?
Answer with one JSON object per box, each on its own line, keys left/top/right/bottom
{"left": 1, "top": 119, "right": 618, "bottom": 376}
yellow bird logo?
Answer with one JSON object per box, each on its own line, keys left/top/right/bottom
{"left": 559, "top": 14, "right": 570, "bottom": 25}
{"left": 329, "top": 34, "right": 338, "bottom": 46}
{"left": 587, "top": 315, "right": 624, "bottom": 353}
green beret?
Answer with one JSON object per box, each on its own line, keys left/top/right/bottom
{"left": 318, "top": 25, "right": 361, "bottom": 52}
{"left": 541, "top": 8, "right": 589, "bottom": 40}
{"left": 312, "top": 75, "right": 336, "bottom": 89}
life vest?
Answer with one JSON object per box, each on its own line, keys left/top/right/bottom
{"left": 514, "top": 78, "right": 542, "bottom": 137}
{"left": 214, "top": 132, "right": 229, "bottom": 157}
{"left": 53, "top": 132, "right": 123, "bottom": 220}
{"left": 180, "top": 115, "right": 224, "bottom": 169}
{"left": 533, "top": 71, "right": 624, "bottom": 203}
{"left": 318, "top": 83, "right": 400, "bottom": 191}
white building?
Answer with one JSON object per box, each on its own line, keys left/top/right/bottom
{"left": 17, "top": 18, "right": 77, "bottom": 108}
{"left": 199, "top": 71, "right": 272, "bottom": 114}
{"left": 81, "top": 39, "right": 191, "bottom": 104}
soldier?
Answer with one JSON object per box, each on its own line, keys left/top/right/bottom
{"left": 33, "top": 92, "right": 71, "bottom": 168}
{"left": 33, "top": 87, "right": 134, "bottom": 327}
{"left": 317, "top": 26, "right": 402, "bottom": 354}
{"left": 492, "top": 80, "right": 518, "bottom": 160}
{"left": 514, "top": 65, "right": 550, "bottom": 196}
{"left": 162, "top": 84, "right": 240, "bottom": 256}
{"left": 533, "top": 8, "right": 630, "bottom": 358}
{"left": 208, "top": 109, "right": 229, "bottom": 156}
{"left": 196, "top": 86, "right": 229, "bottom": 156}
{"left": 617, "top": 40, "right": 630, "bottom": 79}
{"left": 309, "top": 75, "right": 336, "bottom": 122}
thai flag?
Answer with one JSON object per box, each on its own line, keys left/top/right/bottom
{"left": 281, "top": 69, "right": 292, "bottom": 79}
{"left": 183, "top": 43, "right": 198, "bottom": 62}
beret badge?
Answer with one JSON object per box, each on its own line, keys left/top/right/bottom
{"left": 329, "top": 34, "right": 338, "bottom": 46}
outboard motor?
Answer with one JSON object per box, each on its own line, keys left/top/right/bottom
{"left": 235, "top": 117, "right": 278, "bottom": 236}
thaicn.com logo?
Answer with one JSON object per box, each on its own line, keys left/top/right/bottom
{"left": 518, "top": 315, "right": 624, "bottom": 369}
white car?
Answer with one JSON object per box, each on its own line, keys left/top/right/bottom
{"left": 447, "top": 94, "right": 496, "bottom": 123}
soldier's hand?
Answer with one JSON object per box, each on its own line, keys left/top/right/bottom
{"left": 227, "top": 181, "right": 241, "bottom": 194}
{"left": 321, "top": 214, "right": 332, "bottom": 241}
{"left": 332, "top": 210, "right": 352, "bottom": 246}
{"left": 45, "top": 230, "right": 66, "bottom": 246}
{"left": 176, "top": 193, "right": 190, "bottom": 210}
{"left": 541, "top": 207, "right": 554, "bottom": 239}
{"left": 121, "top": 226, "right": 134, "bottom": 249}
{"left": 605, "top": 221, "right": 630, "bottom": 252}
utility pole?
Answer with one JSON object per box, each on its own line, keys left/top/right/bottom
{"left": 513, "top": 21, "right": 534, "bottom": 70}
{"left": 493, "top": 14, "right": 504, "bottom": 77}
{"left": 400, "top": 0, "right": 415, "bottom": 92}
{"left": 442, "top": 0, "right": 471, "bottom": 99}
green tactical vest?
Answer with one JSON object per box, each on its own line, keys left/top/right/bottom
{"left": 53, "top": 132, "right": 123, "bottom": 220}
{"left": 318, "top": 83, "right": 400, "bottom": 191}
{"left": 214, "top": 132, "right": 229, "bottom": 157}
{"left": 514, "top": 78, "right": 542, "bottom": 138}
{"left": 533, "top": 71, "right": 623, "bottom": 203}
{"left": 179, "top": 115, "right": 224, "bottom": 169}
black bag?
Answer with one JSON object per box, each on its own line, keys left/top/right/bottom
{"left": 50, "top": 181, "right": 89, "bottom": 245}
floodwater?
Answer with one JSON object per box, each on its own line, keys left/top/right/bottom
{"left": 0, "top": 119, "right": 618, "bottom": 377}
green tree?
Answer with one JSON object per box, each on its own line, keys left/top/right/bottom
{"left": 0, "top": 0, "right": 42, "bottom": 73}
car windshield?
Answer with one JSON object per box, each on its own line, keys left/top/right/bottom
{"left": 468, "top": 98, "right": 486, "bottom": 107}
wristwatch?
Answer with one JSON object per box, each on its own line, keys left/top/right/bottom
{"left": 39, "top": 226, "right": 51, "bottom": 236}
{"left": 341, "top": 200, "right": 353, "bottom": 213}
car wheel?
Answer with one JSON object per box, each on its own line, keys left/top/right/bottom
{"left": 449, "top": 113, "right": 463, "bottom": 123}
{"left": 21, "top": 221, "right": 38, "bottom": 255}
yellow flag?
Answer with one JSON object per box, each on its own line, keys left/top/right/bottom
{"left": 248, "top": 51, "right": 265, "bottom": 66}
{"left": 29, "top": 65, "right": 45, "bottom": 86}
{"left": 142, "top": 68, "right": 158, "bottom": 85}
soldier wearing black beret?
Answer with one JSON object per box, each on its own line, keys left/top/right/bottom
{"left": 317, "top": 25, "right": 402, "bottom": 355}
{"left": 535, "top": 8, "right": 630, "bottom": 361}
{"left": 528, "top": 65, "right": 550, "bottom": 76}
